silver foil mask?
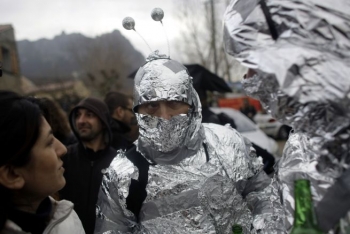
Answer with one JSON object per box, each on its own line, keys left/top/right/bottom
{"left": 137, "top": 113, "right": 191, "bottom": 153}
{"left": 133, "top": 51, "right": 204, "bottom": 164}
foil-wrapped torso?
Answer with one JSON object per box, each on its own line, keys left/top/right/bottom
{"left": 95, "top": 124, "right": 284, "bottom": 233}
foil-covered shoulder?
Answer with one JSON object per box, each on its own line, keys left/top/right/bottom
{"left": 202, "top": 124, "right": 284, "bottom": 233}
{"left": 203, "top": 123, "right": 262, "bottom": 180}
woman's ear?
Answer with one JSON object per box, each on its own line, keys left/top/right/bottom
{"left": 0, "top": 165, "right": 25, "bottom": 190}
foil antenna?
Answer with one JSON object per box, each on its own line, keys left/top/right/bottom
{"left": 151, "top": 8, "right": 170, "bottom": 58}
{"left": 122, "top": 16, "right": 153, "bottom": 53}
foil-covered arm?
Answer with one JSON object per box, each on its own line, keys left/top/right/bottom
{"left": 95, "top": 181, "right": 133, "bottom": 234}
{"left": 205, "top": 124, "right": 285, "bottom": 233}
{"left": 238, "top": 137, "right": 286, "bottom": 233}
{"left": 242, "top": 171, "right": 286, "bottom": 233}
{"left": 94, "top": 153, "right": 143, "bottom": 234}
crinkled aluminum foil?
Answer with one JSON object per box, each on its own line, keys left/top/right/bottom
{"left": 133, "top": 51, "right": 203, "bottom": 164}
{"left": 133, "top": 51, "right": 197, "bottom": 110}
{"left": 95, "top": 124, "right": 285, "bottom": 233}
{"left": 95, "top": 51, "right": 284, "bottom": 233}
{"left": 95, "top": 154, "right": 138, "bottom": 233}
{"left": 223, "top": 0, "right": 350, "bottom": 173}
{"left": 136, "top": 112, "right": 205, "bottom": 165}
{"left": 224, "top": 0, "right": 350, "bottom": 232}
{"left": 122, "top": 17, "right": 135, "bottom": 30}
{"left": 151, "top": 8, "right": 164, "bottom": 22}
{"left": 276, "top": 132, "right": 334, "bottom": 232}
{"left": 137, "top": 113, "right": 191, "bottom": 153}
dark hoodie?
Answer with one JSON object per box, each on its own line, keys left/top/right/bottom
{"left": 110, "top": 118, "right": 133, "bottom": 151}
{"left": 59, "top": 97, "right": 117, "bottom": 234}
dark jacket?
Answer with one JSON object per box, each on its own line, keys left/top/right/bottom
{"left": 202, "top": 107, "right": 237, "bottom": 129}
{"left": 201, "top": 107, "right": 221, "bottom": 125}
{"left": 110, "top": 118, "right": 132, "bottom": 151}
{"left": 60, "top": 97, "right": 117, "bottom": 234}
{"left": 56, "top": 132, "right": 77, "bottom": 146}
{"left": 240, "top": 105, "right": 257, "bottom": 121}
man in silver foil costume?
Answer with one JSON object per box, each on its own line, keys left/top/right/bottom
{"left": 94, "top": 51, "right": 285, "bottom": 233}
{"left": 223, "top": 0, "right": 350, "bottom": 233}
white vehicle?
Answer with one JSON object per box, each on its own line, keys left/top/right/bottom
{"left": 253, "top": 113, "right": 292, "bottom": 140}
{"left": 210, "top": 107, "right": 279, "bottom": 156}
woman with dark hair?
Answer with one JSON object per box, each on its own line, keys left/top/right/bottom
{"left": 0, "top": 91, "right": 85, "bottom": 234}
{"left": 27, "top": 97, "right": 77, "bottom": 146}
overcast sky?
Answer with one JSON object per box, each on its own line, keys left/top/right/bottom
{"left": 1, "top": 0, "right": 188, "bottom": 59}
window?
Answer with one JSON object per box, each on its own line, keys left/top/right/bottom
{"left": 1, "top": 47, "right": 12, "bottom": 73}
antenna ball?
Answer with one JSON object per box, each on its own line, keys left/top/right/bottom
{"left": 122, "top": 17, "right": 135, "bottom": 30}
{"left": 151, "top": 8, "right": 164, "bottom": 21}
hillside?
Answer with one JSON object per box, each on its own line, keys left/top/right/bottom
{"left": 17, "top": 30, "right": 145, "bottom": 93}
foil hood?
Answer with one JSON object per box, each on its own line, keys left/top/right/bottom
{"left": 133, "top": 51, "right": 204, "bottom": 164}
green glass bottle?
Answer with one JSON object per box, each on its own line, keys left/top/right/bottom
{"left": 232, "top": 224, "right": 243, "bottom": 234}
{"left": 290, "top": 179, "right": 324, "bottom": 234}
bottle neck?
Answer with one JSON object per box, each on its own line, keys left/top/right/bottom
{"left": 293, "top": 179, "right": 318, "bottom": 228}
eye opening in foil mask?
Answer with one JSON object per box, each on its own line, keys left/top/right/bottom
{"left": 136, "top": 100, "right": 192, "bottom": 119}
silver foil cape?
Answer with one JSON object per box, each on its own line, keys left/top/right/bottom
{"left": 95, "top": 124, "right": 285, "bottom": 233}
{"left": 224, "top": 0, "right": 350, "bottom": 232}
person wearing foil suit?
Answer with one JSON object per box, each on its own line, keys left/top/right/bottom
{"left": 94, "top": 51, "right": 285, "bottom": 234}
{"left": 223, "top": 0, "right": 350, "bottom": 233}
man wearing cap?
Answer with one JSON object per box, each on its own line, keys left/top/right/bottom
{"left": 95, "top": 52, "right": 284, "bottom": 233}
{"left": 60, "top": 97, "right": 117, "bottom": 234}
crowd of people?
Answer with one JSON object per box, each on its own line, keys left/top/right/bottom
{"left": 0, "top": 0, "right": 349, "bottom": 233}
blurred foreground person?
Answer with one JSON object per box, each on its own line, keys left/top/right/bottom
{"left": 95, "top": 52, "right": 284, "bottom": 233}
{"left": 104, "top": 92, "right": 139, "bottom": 150}
{"left": 0, "top": 91, "right": 85, "bottom": 234}
{"left": 224, "top": 0, "right": 350, "bottom": 233}
{"left": 60, "top": 97, "right": 116, "bottom": 234}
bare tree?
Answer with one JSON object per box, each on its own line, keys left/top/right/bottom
{"left": 86, "top": 69, "right": 121, "bottom": 97}
{"left": 174, "top": 0, "right": 246, "bottom": 82}
{"left": 66, "top": 40, "right": 124, "bottom": 97}
{"left": 65, "top": 32, "right": 144, "bottom": 98}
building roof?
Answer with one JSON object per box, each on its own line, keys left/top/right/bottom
{"left": 0, "top": 24, "right": 13, "bottom": 32}
{"left": 21, "top": 76, "right": 38, "bottom": 94}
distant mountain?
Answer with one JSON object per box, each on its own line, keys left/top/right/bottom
{"left": 17, "top": 30, "right": 145, "bottom": 92}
